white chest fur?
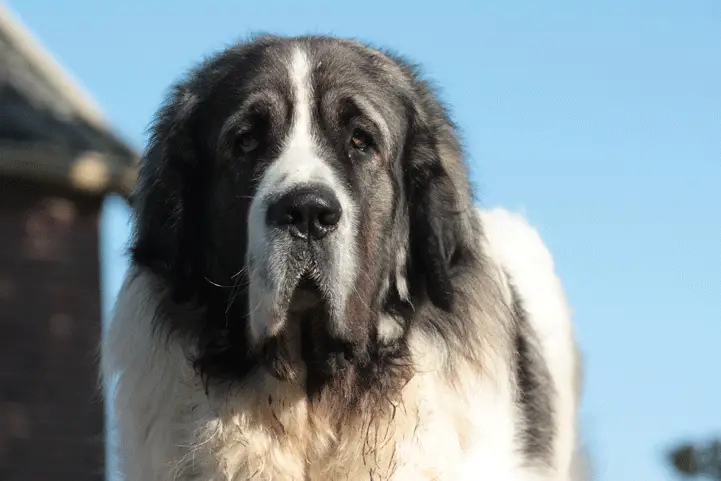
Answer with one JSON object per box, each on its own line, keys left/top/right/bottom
{"left": 107, "top": 324, "right": 533, "bottom": 480}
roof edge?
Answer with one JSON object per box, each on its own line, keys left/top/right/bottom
{"left": 0, "top": 3, "right": 109, "bottom": 128}
{"left": 0, "top": 2, "right": 140, "bottom": 158}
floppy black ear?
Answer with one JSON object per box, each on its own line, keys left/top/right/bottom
{"left": 131, "top": 86, "right": 207, "bottom": 304}
{"left": 406, "top": 135, "right": 465, "bottom": 312}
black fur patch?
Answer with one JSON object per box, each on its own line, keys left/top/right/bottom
{"left": 509, "top": 278, "right": 556, "bottom": 463}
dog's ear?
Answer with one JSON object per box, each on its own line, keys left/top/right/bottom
{"left": 131, "top": 84, "right": 206, "bottom": 304}
{"left": 405, "top": 126, "right": 466, "bottom": 312}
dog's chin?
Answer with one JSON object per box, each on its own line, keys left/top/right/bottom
{"left": 287, "top": 274, "right": 325, "bottom": 314}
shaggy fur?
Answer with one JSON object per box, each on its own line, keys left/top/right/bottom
{"left": 101, "top": 35, "right": 582, "bottom": 481}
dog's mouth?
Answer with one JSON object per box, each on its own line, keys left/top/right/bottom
{"left": 287, "top": 272, "right": 325, "bottom": 314}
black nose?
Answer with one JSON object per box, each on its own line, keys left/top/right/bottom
{"left": 266, "top": 185, "right": 342, "bottom": 240}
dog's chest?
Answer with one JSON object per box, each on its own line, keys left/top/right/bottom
{"left": 182, "top": 367, "right": 524, "bottom": 481}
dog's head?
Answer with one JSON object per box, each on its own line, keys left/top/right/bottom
{"left": 131, "top": 35, "right": 476, "bottom": 384}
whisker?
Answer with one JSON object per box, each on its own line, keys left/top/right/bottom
{"left": 204, "top": 277, "right": 234, "bottom": 288}
{"left": 231, "top": 266, "right": 247, "bottom": 279}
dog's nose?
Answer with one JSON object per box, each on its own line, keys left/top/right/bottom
{"left": 266, "top": 186, "right": 342, "bottom": 240}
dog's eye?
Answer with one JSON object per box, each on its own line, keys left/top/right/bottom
{"left": 349, "top": 129, "right": 373, "bottom": 153}
{"left": 235, "top": 132, "right": 259, "bottom": 155}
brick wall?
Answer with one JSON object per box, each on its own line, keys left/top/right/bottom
{"left": 0, "top": 175, "right": 104, "bottom": 481}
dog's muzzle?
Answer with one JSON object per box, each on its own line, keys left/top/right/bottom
{"left": 247, "top": 176, "right": 355, "bottom": 346}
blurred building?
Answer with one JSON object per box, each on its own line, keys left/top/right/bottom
{"left": 0, "top": 4, "right": 136, "bottom": 480}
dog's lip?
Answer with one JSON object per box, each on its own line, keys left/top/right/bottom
{"left": 296, "top": 275, "right": 317, "bottom": 291}
{"left": 287, "top": 273, "right": 323, "bottom": 313}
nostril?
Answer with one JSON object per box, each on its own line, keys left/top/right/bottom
{"left": 318, "top": 209, "right": 341, "bottom": 227}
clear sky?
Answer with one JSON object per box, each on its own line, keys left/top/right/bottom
{"left": 8, "top": 1, "right": 720, "bottom": 479}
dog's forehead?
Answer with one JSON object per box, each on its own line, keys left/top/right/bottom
{"left": 224, "top": 36, "right": 406, "bottom": 95}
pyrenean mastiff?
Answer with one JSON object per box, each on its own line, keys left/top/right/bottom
{"left": 101, "top": 35, "right": 583, "bottom": 481}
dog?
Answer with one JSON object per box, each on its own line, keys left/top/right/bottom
{"left": 101, "top": 34, "right": 582, "bottom": 481}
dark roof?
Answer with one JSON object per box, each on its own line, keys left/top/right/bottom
{"left": 0, "top": 3, "right": 138, "bottom": 196}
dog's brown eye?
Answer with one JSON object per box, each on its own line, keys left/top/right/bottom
{"left": 350, "top": 129, "right": 373, "bottom": 153}
{"left": 235, "top": 132, "right": 259, "bottom": 154}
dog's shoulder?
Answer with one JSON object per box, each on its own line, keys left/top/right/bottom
{"left": 477, "top": 207, "right": 574, "bottom": 341}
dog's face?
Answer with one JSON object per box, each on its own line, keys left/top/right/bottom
{"left": 241, "top": 45, "right": 402, "bottom": 348}
{"left": 131, "top": 36, "right": 472, "bottom": 383}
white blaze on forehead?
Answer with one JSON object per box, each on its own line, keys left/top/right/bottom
{"left": 256, "top": 48, "right": 340, "bottom": 193}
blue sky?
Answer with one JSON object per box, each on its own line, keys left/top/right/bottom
{"left": 8, "top": 1, "right": 720, "bottom": 479}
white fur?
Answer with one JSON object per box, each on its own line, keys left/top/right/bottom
{"left": 102, "top": 207, "right": 580, "bottom": 481}
{"left": 246, "top": 48, "right": 358, "bottom": 345}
